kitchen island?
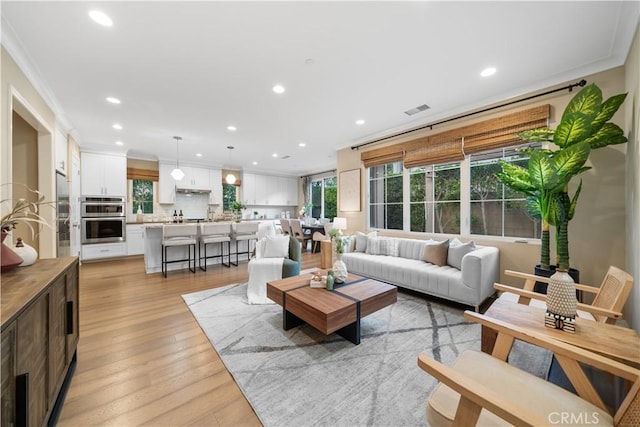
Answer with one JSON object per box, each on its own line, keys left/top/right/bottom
{"left": 143, "top": 219, "right": 281, "bottom": 274}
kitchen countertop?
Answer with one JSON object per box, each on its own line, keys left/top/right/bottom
{"left": 128, "top": 218, "right": 283, "bottom": 226}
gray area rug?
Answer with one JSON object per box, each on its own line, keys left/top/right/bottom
{"left": 183, "top": 283, "right": 551, "bottom": 426}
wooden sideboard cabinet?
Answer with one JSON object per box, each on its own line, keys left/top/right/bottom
{"left": 1, "top": 257, "right": 80, "bottom": 427}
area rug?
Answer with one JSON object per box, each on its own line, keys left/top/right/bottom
{"left": 183, "top": 283, "right": 551, "bottom": 426}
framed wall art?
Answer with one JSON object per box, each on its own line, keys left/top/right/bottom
{"left": 339, "top": 169, "right": 361, "bottom": 212}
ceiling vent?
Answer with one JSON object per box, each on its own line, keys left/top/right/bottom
{"left": 404, "top": 104, "right": 430, "bottom": 116}
{"left": 281, "top": 155, "right": 291, "bottom": 159}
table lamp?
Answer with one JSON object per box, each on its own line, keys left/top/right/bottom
{"left": 333, "top": 217, "right": 347, "bottom": 235}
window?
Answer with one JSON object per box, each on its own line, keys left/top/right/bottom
{"left": 367, "top": 143, "right": 541, "bottom": 239}
{"left": 223, "top": 184, "right": 237, "bottom": 211}
{"left": 409, "top": 163, "right": 460, "bottom": 234}
{"left": 369, "top": 162, "right": 403, "bottom": 230}
{"left": 310, "top": 176, "right": 337, "bottom": 220}
{"left": 469, "top": 147, "right": 540, "bottom": 238}
{"left": 132, "top": 179, "right": 153, "bottom": 214}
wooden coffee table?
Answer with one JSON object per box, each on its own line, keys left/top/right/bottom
{"left": 267, "top": 270, "right": 397, "bottom": 345}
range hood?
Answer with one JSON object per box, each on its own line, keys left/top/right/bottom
{"left": 175, "top": 187, "right": 211, "bottom": 194}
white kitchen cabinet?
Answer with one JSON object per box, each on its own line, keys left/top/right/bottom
{"left": 274, "top": 177, "right": 287, "bottom": 205}
{"left": 177, "top": 166, "right": 210, "bottom": 190}
{"left": 158, "top": 162, "right": 176, "bottom": 204}
{"left": 126, "top": 224, "right": 145, "bottom": 255}
{"left": 209, "top": 168, "right": 222, "bottom": 204}
{"left": 80, "top": 152, "right": 126, "bottom": 196}
{"left": 242, "top": 173, "right": 298, "bottom": 206}
{"left": 55, "top": 127, "right": 68, "bottom": 176}
{"left": 287, "top": 177, "right": 298, "bottom": 206}
{"left": 256, "top": 175, "right": 277, "bottom": 206}
{"left": 242, "top": 173, "right": 256, "bottom": 205}
{"left": 81, "top": 242, "right": 127, "bottom": 260}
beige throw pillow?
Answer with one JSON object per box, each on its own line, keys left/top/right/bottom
{"left": 422, "top": 239, "right": 449, "bottom": 266}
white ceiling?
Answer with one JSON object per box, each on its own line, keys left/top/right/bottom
{"left": 2, "top": 1, "right": 638, "bottom": 177}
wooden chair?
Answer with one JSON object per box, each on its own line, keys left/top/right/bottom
{"left": 418, "top": 310, "right": 640, "bottom": 426}
{"left": 312, "top": 223, "right": 332, "bottom": 253}
{"left": 494, "top": 266, "right": 633, "bottom": 324}
{"left": 279, "top": 219, "right": 291, "bottom": 235}
{"left": 289, "top": 219, "right": 311, "bottom": 252}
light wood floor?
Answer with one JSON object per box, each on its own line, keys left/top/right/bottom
{"left": 57, "top": 251, "right": 321, "bottom": 426}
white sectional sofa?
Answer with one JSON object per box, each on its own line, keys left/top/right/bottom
{"left": 341, "top": 236, "right": 499, "bottom": 311}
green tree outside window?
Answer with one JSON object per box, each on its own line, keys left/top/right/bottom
{"left": 132, "top": 180, "right": 153, "bottom": 214}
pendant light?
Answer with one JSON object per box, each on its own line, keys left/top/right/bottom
{"left": 171, "top": 136, "right": 185, "bottom": 181}
{"left": 225, "top": 146, "right": 236, "bottom": 184}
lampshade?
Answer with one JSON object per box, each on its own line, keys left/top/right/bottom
{"left": 171, "top": 136, "right": 184, "bottom": 181}
{"left": 226, "top": 173, "right": 236, "bottom": 184}
{"left": 171, "top": 168, "right": 185, "bottom": 180}
{"left": 333, "top": 217, "right": 347, "bottom": 230}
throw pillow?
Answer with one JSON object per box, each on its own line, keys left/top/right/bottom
{"left": 447, "top": 240, "right": 476, "bottom": 270}
{"left": 366, "top": 236, "right": 384, "bottom": 255}
{"left": 341, "top": 235, "right": 355, "bottom": 253}
{"left": 422, "top": 239, "right": 449, "bottom": 266}
{"left": 263, "top": 235, "right": 290, "bottom": 258}
{"left": 355, "top": 231, "right": 376, "bottom": 253}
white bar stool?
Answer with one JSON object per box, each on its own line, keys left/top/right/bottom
{"left": 161, "top": 224, "right": 198, "bottom": 277}
{"left": 231, "top": 222, "right": 259, "bottom": 266}
{"left": 199, "top": 223, "right": 231, "bottom": 271}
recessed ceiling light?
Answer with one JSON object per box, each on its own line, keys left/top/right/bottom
{"left": 480, "top": 67, "right": 497, "bottom": 77}
{"left": 272, "top": 85, "right": 285, "bottom": 94}
{"left": 115, "top": 141, "right": 123, "bottom": 146}
{"left": 196, "top": 153, "right": 202, "bottom": 157}
{"left": 112, "top": 123, "right": 122, "bottom": 130}
{"left": 298, "top": 142, "right": 306, "bottom": 147}
{"left": 227, "top": 125, "right": 237, "bottom": 131}
{"left": 252, "top": 161, "right": 258, "bottom": 165}
{"left": 106, "top": 97, "right": 121, "bottom": 104}
{"left": 355, "top": 119, "right": 365, "bottom": 125}
{"left": 89, "top": 10, "right": 113, "bottom": 27}
{"left": 272, "top": 153, "right": 278, "bottom": 158}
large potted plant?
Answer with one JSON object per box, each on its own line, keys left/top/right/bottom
{"left": 496, "top": 83, "right": 627, "bottom": 331}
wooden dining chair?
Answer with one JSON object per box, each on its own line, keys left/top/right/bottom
{"left": 279, "top": 219, "right": 291, "bottom": 235}
{"left": 494, "top": 266, "right": 633, "bottom": 324}
{"left": 418, "top": 310, "right": 640, "bottom": 426}
{"left": 311, "top": 226, "right": 330, "bottom": 253}
{"left": 289, "top": 219, "right": 311, "bottom": 252}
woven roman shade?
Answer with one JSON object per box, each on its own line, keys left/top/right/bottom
{"left": 361, "top": 145, "right": 404, "bottom": 168}
{"left": 463, "top": 105, "right": 550, "bottom": 154}
{"left": 127, "top": 168, "right": 159, "bottom": 181}
{"left": 403, "top": 135, "right": 464, "bottom": 169}
{"left": 358, "top": 104, "right": 551, "bottom": 169}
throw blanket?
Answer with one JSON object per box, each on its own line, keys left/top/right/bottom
{"left": 247, "top": 257, "right": 283, "bottom": 304}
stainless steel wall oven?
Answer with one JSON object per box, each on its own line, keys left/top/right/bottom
{"left": 81, "top": 197, "right": 126, "bottom": 244}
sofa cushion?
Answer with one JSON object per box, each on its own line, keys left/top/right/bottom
{"left": 447, "top": 240, "right": 476, "bottom": 270}
{"left": 427, "top": 350, "right": 611, "bottom": 427}
{"left": 423, "top": 240, "right": 449, "bottom": 266}
{"left": 366, "top": 236, "right": 399, "bottom": 257}
{"left": 355, "top": 231, "right": 376, "bottom": 252}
